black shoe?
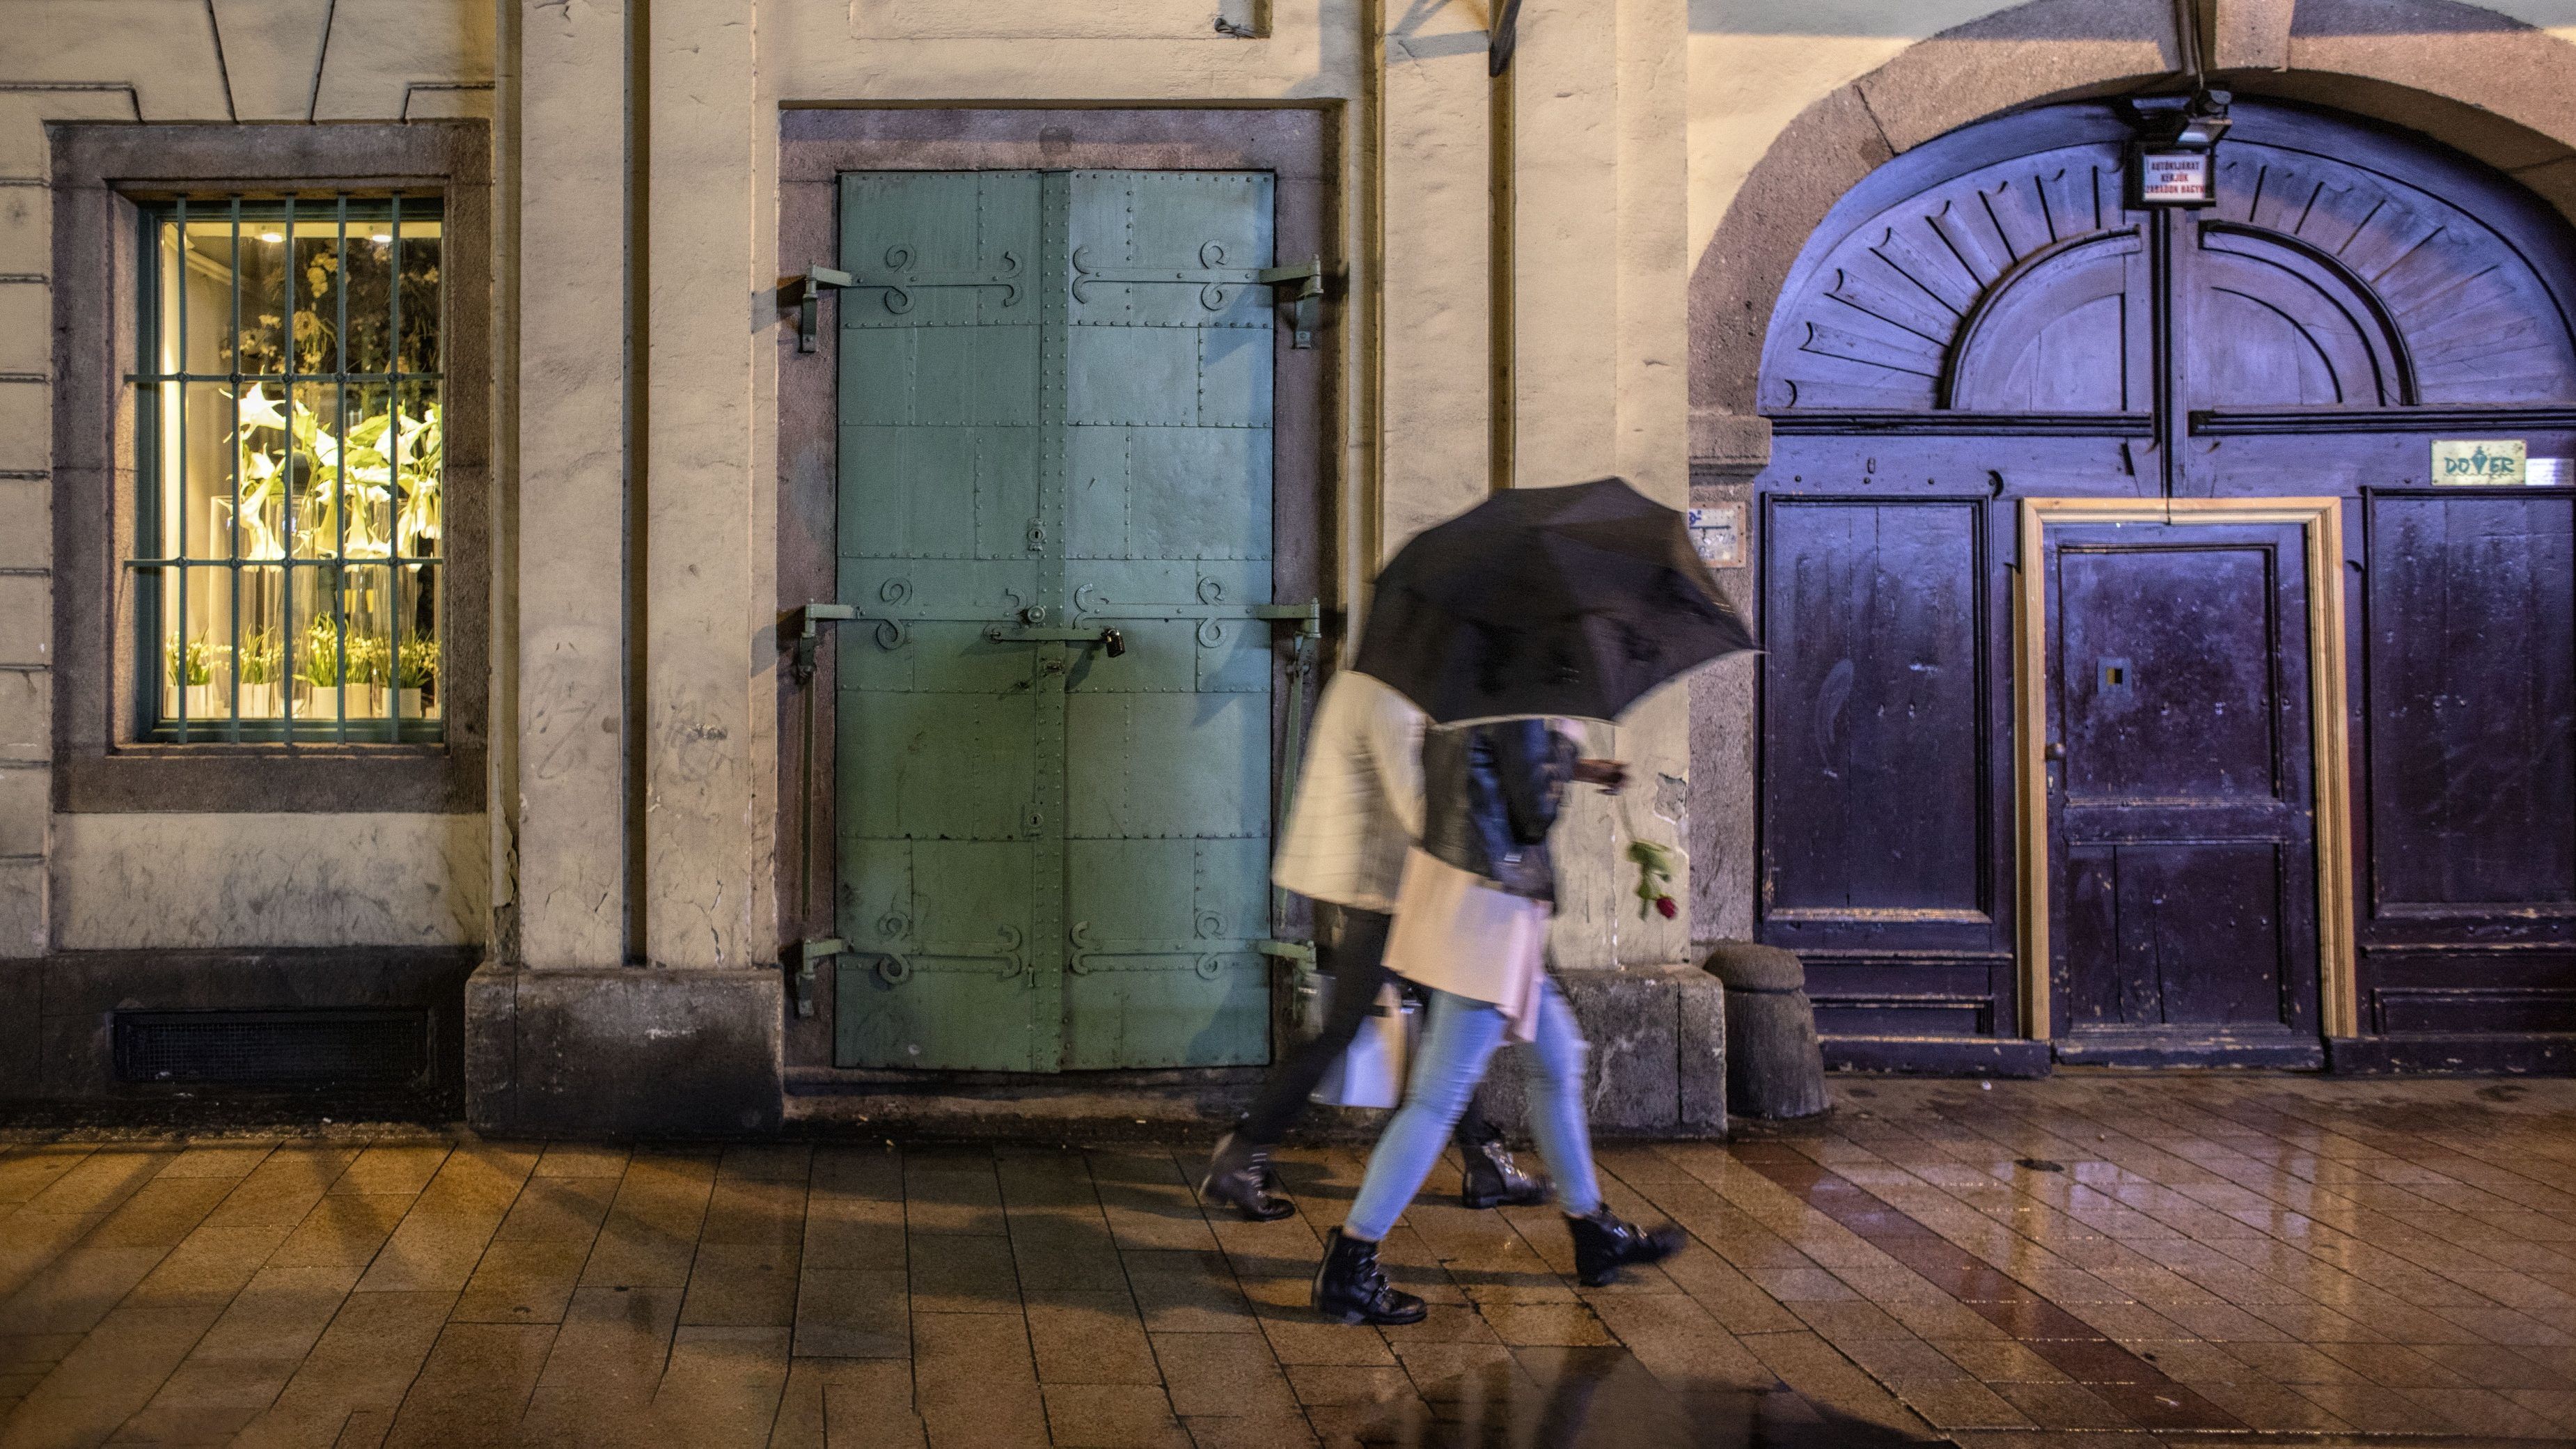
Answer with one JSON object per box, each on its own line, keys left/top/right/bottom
{"left": 1566, "top": 1207, "right": 1683, "bottom": 1287}
{"left": 1459, "top": 1139, "right": 1550, "bottom": 1209}
{"left": 1311, "top": 1228, "right": 1428, "bottom": 1325}
{"left": 1197, "top": 1131, "right": 1294, "bottom": 1222}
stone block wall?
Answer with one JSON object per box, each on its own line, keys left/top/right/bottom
{"left": 1470, "top": 964, "right": 1727, "bottom": 1140}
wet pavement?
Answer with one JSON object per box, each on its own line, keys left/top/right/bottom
{"left": 2, "top": 1074, "right": 2573, "bottom": 1447}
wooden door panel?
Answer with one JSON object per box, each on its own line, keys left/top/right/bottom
{"left": 2057, "top": 545, "right": 2282, "bottom": 803}
{"left": 1759, "top": 500, "right": 1988, "bottom": 929}
{"left": 2367, "top": 494, "right": 2576, "bottom": 914}
{"left": 2066, "top": 843, "right": 2288, "bottom": 1030}
{"left": 2189, "top": 233, "right": 2398, "bottom": 409}
{"left": 1753, "top": 101, "right": 2576, "bottom": 1060}
{"left": 2204, "top": 135, "right": 2576, "bottom": 405}
{"left": 1949, "top": 233, "right": 2149, "bottom": 412}
{"left": 1761, "top": 129, "right": 2150, "bottom": 416}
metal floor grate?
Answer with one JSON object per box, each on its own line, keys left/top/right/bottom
{"left": 112, "top": 1010, "right": 431, "bottom": 1086}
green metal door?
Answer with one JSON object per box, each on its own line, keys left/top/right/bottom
{"left": 833, "top": 170, "right": 1281, "bottom": 1072}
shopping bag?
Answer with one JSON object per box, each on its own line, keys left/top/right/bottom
{"left": 1307, "top": 976, "right": 1418, "bottom": 1110}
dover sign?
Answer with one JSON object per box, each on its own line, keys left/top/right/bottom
{"left": 2433, "top": 439, "right": 2527, "bottom": 485}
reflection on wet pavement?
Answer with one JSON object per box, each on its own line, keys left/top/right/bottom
{"left": 5, "top": 1075, "right": 2576, "bottom": 1445}
{"left": 1348, "top": 1347, "right": 1933, "bottom": 1447}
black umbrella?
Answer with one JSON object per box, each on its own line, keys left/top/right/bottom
{"left": 1353, "top": 477, "right": 1754, "bottom": 723}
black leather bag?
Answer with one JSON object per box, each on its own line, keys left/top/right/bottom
{"left": 1418, "top": 720, "right": 1573, "bottom": 902}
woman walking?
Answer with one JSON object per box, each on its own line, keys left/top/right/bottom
{"left": 1310, "top": 716, "right": 1683, "bottom": 1325}
{"left": 1198, "top": 667, "right": 1544, "bottom": 1222}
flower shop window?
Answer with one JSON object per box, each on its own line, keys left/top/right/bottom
{"left": 133, "top": 194, "right": 445, "bottom": 744}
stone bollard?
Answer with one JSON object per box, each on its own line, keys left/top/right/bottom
{"left": 1700, "top": 943, "right": 1829, "bottom": 1120}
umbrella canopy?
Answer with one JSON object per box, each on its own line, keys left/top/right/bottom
{"left": 1353, "top": 476, "right": 1755, "bottom": 723}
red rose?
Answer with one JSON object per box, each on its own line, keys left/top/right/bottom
{"left": 1655, "top": 896, "right": 1678, "bottom": 920}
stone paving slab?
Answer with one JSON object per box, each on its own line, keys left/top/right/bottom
{"left": 1, "top": 1074, "right": 2573, "bottom": 1446}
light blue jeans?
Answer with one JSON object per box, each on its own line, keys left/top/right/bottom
{"left": 1343, "top": 978, "right": 1603, "bottom": 1242}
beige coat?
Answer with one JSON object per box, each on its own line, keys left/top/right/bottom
{"left": 1271, "top": 671, "right": 1426, "bottom": 912}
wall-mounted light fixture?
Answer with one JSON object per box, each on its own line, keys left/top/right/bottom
{"left": 2122, "top": 89, "right": 2231, "bottom": 208}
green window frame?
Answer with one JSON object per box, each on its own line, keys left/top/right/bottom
{"left": 132, "top": 192, "right": 446, "bottom": 744}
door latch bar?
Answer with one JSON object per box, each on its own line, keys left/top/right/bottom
{"left": 1067, "top": 244, "right": 1330, "bottom": 349}
{"left": 790, "top": 937, "right": 847, "bottom": 1019}
{"left": 783, "top": 251, "right": 1030, "bottom": 352}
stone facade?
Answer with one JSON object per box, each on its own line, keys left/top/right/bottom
{"left": 6, "top": 0, "right": 2575, "bottom": 1126}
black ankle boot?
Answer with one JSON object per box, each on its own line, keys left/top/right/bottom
{"left": 1197, "top": 1129, "right": 1294, "bottom": 1222}
{"left": 1566, "top": 1207, "right": 1684, "bottom": 1287}
{"left": 1459, "top": 1139, "right": 1549, "bottom": 1210}
{"left": 1311, "top": 1228, "right": 1427, "bottom": 1325}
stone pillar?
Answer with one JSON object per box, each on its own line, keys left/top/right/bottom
{"left": 1508, "top": 0, "right": 1696, "bottom": 969}
{"left": 1376, "top": 0, "right": 1493, "bottom": 562}
{"left": 469, "top": 0, "right": 780, "bottom": 1135}
{"left": 645, "top": 0, "right": 763, "bottom": 972}
{"left": 0, "top": 88, "right": 147, "bottom": 1093}
{"left": 509, "top": 0, "right": 628, "bottom": 973}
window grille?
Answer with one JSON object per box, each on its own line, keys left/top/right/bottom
{"left": 132, "top": 194, "right": 445, "bottom": 744}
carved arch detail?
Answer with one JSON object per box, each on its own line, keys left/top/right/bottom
{"left": 1759, "top": 101, "right": 2576, "bottom": 415}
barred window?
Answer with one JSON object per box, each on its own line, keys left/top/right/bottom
{"left": 136, "top": 194, "right": 444, "bottom": 743}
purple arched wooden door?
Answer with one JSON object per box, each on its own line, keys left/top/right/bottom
{"left": 1754, "top": 100, "right": 2576, "bottom": 1070}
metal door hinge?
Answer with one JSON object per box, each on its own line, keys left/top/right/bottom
{"left": 1249, "top": 601, "right": 1323, "bottom": 636}
{"left": 780, "top": 268, "right": 854, "bottom": 353}
{"left": 785, "top": 602, "right": 861, "bottom": 684}
{"left": 790, "top": 937, "right": 847, "bottom": 1019}
{"left": 1257, "top": 261, "right": 1327, "bottom": 349}
{"left": 1257, "top": 939, "right": 1317, "bottom": 968}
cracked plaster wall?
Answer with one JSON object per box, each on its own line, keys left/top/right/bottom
{"left": 52, "top": 813, "right": 489, "bottom": 948}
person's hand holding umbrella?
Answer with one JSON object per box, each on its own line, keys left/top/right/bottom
{"left": 1573, "top": 758, "right": 1628, "bottom": 792}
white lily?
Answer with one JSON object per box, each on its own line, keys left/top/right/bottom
{"left": 237, "top": 382, "right": 288, "bottom": 432}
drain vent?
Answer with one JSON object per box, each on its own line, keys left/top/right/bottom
{"left": 113, "top": 1010, "right": 431, "bottom": 1086}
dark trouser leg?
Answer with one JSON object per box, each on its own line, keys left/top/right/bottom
{"left": 1453, "top": 1093, "right": 1501, "bottom": 1149}
{"left": 1236, "top": 907, "right": 1395, "bottom": 1148}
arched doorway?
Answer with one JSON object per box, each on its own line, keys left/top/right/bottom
{"left": 1754, "top": 100, "right": 2576, "bottom": 1070}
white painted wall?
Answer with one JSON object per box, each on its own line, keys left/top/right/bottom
{"left": 1686, "top": 0, "right": 2013, "bottom": 264}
